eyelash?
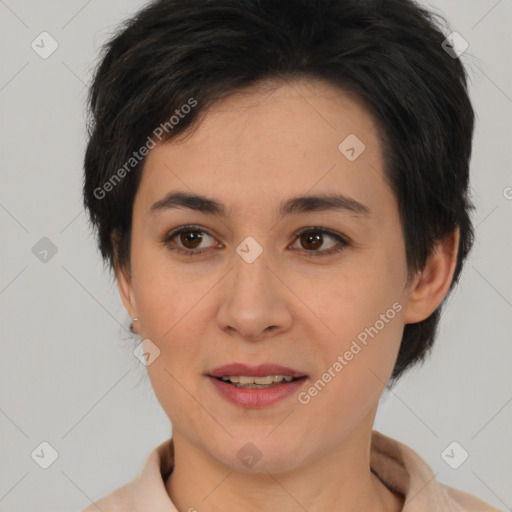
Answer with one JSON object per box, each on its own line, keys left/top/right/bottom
{"left": 163, "top": 225, "right": 350, "bottom": 258}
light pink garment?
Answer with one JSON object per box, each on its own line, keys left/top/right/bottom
{"left": 83, "top": 431, "right": 501, "bottom": 511}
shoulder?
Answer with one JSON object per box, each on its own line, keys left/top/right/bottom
{"left": 81, "top": 437, "right": 176, "bottom": 512}
{"left": 370, "top": 430, "right": 502, "bottom": 511}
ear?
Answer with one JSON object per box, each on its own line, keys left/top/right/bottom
{"left": 111, "top": 231, "right": 138, "bottom": 328}
{"left": 116, "top": 264, "right": 137, "bottom": 320}
{"left": 402, "top": 228, "right": 460, "bottom": 324}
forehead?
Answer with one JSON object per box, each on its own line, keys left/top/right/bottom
{"left": 135, "top": 78, "right": 395, "bottom": 224}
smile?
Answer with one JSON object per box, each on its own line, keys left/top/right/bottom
{"left": 219, "top": 375, "right": 299, "bottom": 387}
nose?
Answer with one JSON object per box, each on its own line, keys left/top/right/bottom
{"left": 216, "top": 247, "right": 293, "bottom": 342}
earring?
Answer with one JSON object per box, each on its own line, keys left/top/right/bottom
{"left": 130, "top": 318, "right": 138, "bottom": 333}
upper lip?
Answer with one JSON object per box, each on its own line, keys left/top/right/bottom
{"left": 208, "top": 363, "right": 307, "bottom": 378}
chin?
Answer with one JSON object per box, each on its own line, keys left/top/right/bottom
{"left": 211, "top": 437, "right": 307, "bottom": 475}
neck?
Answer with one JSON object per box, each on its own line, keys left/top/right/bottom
{"left": 165, "top": 426, "right": 404, "bottom": 512}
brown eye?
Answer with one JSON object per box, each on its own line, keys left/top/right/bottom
{"left": 292, "top": 228, "right": 349, "bottom": 257}
{"left": 164, "top": 225, "right": 219, "bottom": 256}
{"left": 299, "top": 232, "right": 325, "bottom": 250}
{"left": 164, "top": 225, "right": 349, "bottom": 258}
{"left": 178, "top": 229, "right": 204, "bottom": 249}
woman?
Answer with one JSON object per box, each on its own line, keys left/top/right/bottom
{"left": 82, "top": 0, "right": 500, "bottom": 510}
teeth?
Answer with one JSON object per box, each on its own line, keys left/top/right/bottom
{"left": 220, "top": 375, "right": 296, "bottom": 386}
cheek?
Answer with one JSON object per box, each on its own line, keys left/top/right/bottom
{"left": 130, "top": 245, "right": 214, "bottom": 376}
{"left": 298, "top": 307, "right": 404, "bottom": 433}
{"left": 304, "top": 254, "right": 405, "bottom": 351}
{"left": 131, "top": 240, "right": 209, "bottom": 338}
{"left": 298, "top": 253, "right": 405, "bottom": 408}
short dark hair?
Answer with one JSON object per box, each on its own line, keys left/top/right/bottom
{"left": 83, "top": 0, "right": 475, "bottom": 381}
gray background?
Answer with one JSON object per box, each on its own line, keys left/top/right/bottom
{"left": 1, "top": 0, "right": 511, "bottom": 510}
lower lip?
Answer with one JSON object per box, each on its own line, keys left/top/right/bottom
{"left": 208, "top": 376, "right": 307, "bottom": 408}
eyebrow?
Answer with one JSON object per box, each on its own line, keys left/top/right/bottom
{"left": 149, "top": 191, "right": 371, "bottom": 218}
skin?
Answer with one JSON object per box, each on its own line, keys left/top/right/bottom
{"left": 116, "top": 78, "right": 459, "bottom": 512}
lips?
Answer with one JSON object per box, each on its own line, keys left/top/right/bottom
{"left": 208, "top": 363, "right": 307, "bottom": 379}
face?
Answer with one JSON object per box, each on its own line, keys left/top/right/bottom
{"left": 119, "top": 78, "right": 416, "bottom": 473}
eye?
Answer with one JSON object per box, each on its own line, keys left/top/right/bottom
{"left": 163, "top": 225, "right": 350, "bottom": 258}
{"left": 164, "top": 225, "right": 220, "bottom": 256}
{"left": 290, "top": 227, "right": 349, "bottom": 257}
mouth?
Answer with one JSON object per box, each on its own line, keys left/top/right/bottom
{"left": 213, "top": 374, "right": 307, "bottom": 389}
{"left": 206, "top": 363, "right": 308, "bottom": 407}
